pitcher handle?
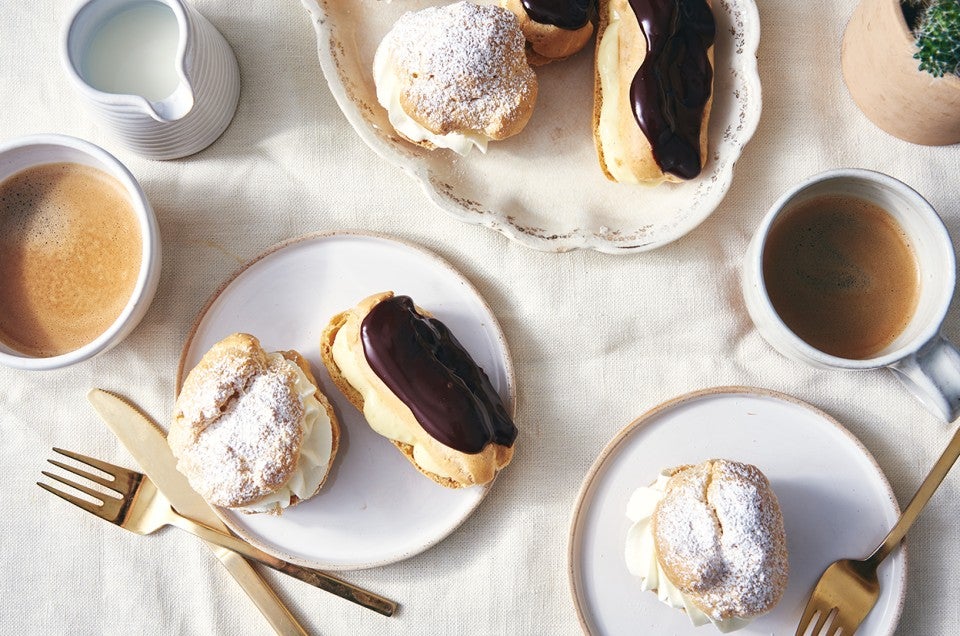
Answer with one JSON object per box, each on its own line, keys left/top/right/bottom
{"left": 890, "top": 334, "right": 960, "bottom": 422}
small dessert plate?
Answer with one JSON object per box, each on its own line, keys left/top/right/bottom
{"left": 177, "top": 231, "right": 515, "bottom": 570}
{"left": 301, "top": 0, "right": 761, "bottom": 253}
{"left": 569, "top": 387, "right": 906, "bottom": 635}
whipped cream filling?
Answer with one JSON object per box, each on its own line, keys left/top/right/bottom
{"left": 625, "top": 472, "right": 752, "bottom": 633}
{"left": 373, "top": 35, "right": 490, "bottom": 156}
{"left": 596, "top": 6, "right": 640, "bottom": 184}
{"left": 330, "top": 312, "right": 457, "bottom": 481}
{"left": 240, "top": 354, "right": 333, "bottom": 514}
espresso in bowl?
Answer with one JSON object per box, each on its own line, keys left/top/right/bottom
{"left": 0, "top": 135, "right": 160, "bottom": 370}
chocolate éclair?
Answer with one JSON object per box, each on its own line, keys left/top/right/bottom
{"left": 594, "top": 0, "right": 716, "bottom": 183}
{"left": 321, "top": 292, "right": 517, "bottom": 488}
{"left": 500, "top": 0, "right": 597, "bottom": 65}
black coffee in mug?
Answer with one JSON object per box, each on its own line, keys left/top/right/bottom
{"left": 762, "top": 194, "right": 920, "bottom": 360}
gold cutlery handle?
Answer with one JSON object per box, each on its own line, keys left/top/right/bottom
{"left": 211, "top": 548, "right": 311, "bottom": 636}
{"left": 170, "top": 515, "right": 398, "bottom": 617}
{"left": 268, "top": 560, "right": 397, "bottom": 618}
{"left": 869, "top": 424, "right": 960, "bottom": 564}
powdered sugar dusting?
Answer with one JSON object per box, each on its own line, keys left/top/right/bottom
{"left": 170, "top": 337, "right": 306, "bottom": 508}
{"left": 175, "top": 351, "right": 262, "bottom": 428}
{"left": 382, "top": 2, "right": 535, "bottom": 136}
{"left": 188, "top": 368, "right": 303, "bottom": 506}
{"left": 654, "top": 478, "right": 725, "bottom": 587}
{"left": 653, "top": 460, "right": 789, "bottom": 620}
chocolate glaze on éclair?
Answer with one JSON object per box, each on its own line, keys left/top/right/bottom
{"left": 503, "top": 0, "right": 596, "bottom": 65}
{"left": 629, "top": 0, "right": 715, "bottom": 179}
{"left": 321, "top": 291, "right": 516, "bottom": 488}
{"left": 521, "top": 0, "right": 595, "bottom": 29}
{"left": 360, "top": 295, "right": 517, "bottom": 454}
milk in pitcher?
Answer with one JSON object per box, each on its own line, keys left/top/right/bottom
{"left": 80, "top": 1, "right": 180, "bottom": 101}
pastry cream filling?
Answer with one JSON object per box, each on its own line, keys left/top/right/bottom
{"left": 241, "top": 354, "right": 333, "bottom": 514}
{"left": 330, "top": 311, "right": 457, "bottom": 481}
{"left": 373, "top": 39, "right": 490, "bottom": 156}
{"left": 597, "top": 6, "right": 640, "bottom": 184}
{"left": 625, "top": 472, "right": 752, "bottom": 633}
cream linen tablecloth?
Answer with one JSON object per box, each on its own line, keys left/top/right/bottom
{"left": 1, "top": 1, "right": 958, "bottom": 634}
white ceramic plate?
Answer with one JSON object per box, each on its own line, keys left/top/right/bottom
{"left": 301, "top": 0, "right": 762, "bottom": 253}
{"left": 569, "top": 387, "right": 906, "bottom": 635}
{"left": 177, "top": 231, "right": 515, "bottom": 570}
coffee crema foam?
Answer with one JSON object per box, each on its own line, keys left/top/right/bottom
{"left": 762, "top": 194, "right": 919, "bottom": 360}
{"left": 0, "top": 162, "right": 141, "bottom": 358}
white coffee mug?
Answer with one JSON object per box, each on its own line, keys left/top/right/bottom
{"left": 742, "top": 168, "right": 960, "bottom": 421}
{"left": 0, "top": 134, "right": 161, "bottom": 370}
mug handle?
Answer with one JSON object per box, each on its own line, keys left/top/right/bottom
{"left": 890, "top": 334, "right": 960, "bottom": 422}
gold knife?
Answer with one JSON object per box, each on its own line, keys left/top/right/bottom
{"left": 87, "top": 389, "right": 397, "bottom": 617}
{"left": 87, "top": 388, "right": 311, "bottom": 635}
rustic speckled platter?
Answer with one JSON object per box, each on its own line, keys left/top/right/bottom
{"left": 301, "top": 0, "right": 761, "bottom": 253}
{"left": 177, "top": 232, "right": 515, "bottom": 570}
{"left": 569, "top": 387, "right": 906, "bottom": 634}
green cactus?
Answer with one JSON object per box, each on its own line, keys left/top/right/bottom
{"left": 906, "top": 0, "right": 960, "bottom": 78}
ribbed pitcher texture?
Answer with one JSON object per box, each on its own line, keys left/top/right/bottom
{"left": 62, "top": 0, "right": 240, "bottom": 160}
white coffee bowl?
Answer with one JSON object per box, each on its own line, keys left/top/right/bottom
{"left": 0, "top": 134, "right": 161, "bottom": 370}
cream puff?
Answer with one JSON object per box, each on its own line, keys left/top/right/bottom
{"left": 500, "top": 0, "right": 596, "bottom": 65}
{"left": 625, "top": 459, "right": 788, "bottom": 631}
{"left": 594, "top": 0, "right": 715, "bottom": 183}
{"left": 320, "top": 292, "right": 516, "bottom": 488}
{"left": 169, "top": 333, "right": 340, "bottom": 515}
{"left": 373, "top": 1, "right": 538, "bottom": 155}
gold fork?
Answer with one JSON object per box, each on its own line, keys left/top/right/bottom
{"left": 796, "top": 425, "right": 960, "bottom": 635}
{"left": 39, "top": 448, "right": 397, "bottom": 617}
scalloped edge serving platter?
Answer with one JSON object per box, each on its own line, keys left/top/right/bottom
{"left": 301, "top": 0, "right": 761, "bottom": 253}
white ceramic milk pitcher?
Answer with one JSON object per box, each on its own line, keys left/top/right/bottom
{"left": 62, "top": 0, "right": 240, "bottom": 160}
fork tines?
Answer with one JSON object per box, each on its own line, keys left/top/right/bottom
{"left": 37, "top": 448, "right": 139, "bottom": 523}
{"left": 796, "top": 606, "right": 839, "bottom": 636}
{"left": 797, "top": 602, "right": 861, "bottom": 636}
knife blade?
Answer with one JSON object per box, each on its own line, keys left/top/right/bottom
{"left": 87, "top": 388, "right": 310, "bottom": 636}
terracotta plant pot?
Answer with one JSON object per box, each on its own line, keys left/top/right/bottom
{"left": 842, "top": 0, "right": 960, "bottom": 146}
